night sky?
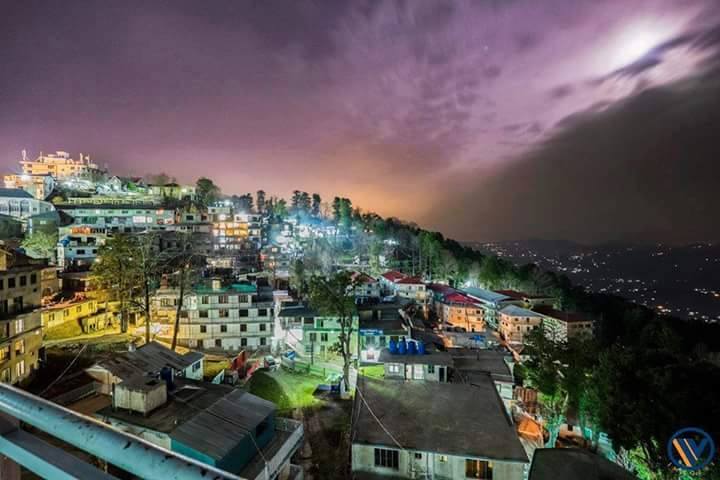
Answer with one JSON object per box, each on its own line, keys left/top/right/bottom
{"left": 2, "top": 0, "right": 719, "bottom": 244}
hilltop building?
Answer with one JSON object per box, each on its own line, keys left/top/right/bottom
{"left": 19, "top": 151, "right": 100, "bottom": 178}
{"left": 498, "top": 305, "right": 544, "bottom": 344}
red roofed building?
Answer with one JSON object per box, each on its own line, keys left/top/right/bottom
{"left": 434, "top": 290, "right": 486, "bottom": 332}
{"left": 350, "top": 272, "right": 381, "bottom": 298}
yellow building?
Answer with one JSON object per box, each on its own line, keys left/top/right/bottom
{"left": 20, "top": 151, "right": 99, "bottom": 178}
{"left": 0, "top": 248, "right": 44, "bottom": 385}
{"left": 42, "top": 298, "right": 99, "bottom": 329}
{"left": 498, "top": 305, "right": 543, "bottom": 344}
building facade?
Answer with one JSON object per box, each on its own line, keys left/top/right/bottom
{"left": 498, "top": 305, "right": 544, "bottom": 344}
{"left": 0, "top": 249, "right": 44, "bottom": 385}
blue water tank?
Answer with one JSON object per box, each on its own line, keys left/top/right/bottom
{"left": 388, "top": 339, "right": 398, "bottom": 354}
{"left": 418, "top": 342, "right": 426, "bottom": 355}
{"left": 408, "top": 341, "right": 417, "bottom": 355}
{"left": 398, "top": 338, "right": 407, "bottom": 354}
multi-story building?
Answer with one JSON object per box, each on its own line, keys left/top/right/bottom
{"left": 498, "top": 305, "right": 544, "bottom": 344}
{"left": 56, "top": 229, "right": 107, "bottom": 270}
{"left": 42, "top": 298, "right": 99, "bottom": 330}
{"left": 429, "top": 284, "right": 486, "bottom": 332}
{"left": 0, "top": 248, "right": 44, "bottom": 385}
{"left": 0, "top": 188, "right": 55, "bottom": 220}
{"left": 161, "top": 280, "right": 274, "bottom": 351}
{"left": 58, "top": 204, "right": 175, "bottom": 232}
{"left": 19, "top": 151, "right": 99, "bottom": 178}
{"left": 351, "top": 272, "right": 381, "bottom": 299}
{"left": 463, "top": 287, "right": 525, "bottom": 329}
{"left": 147, "top": 183, "right": 195, "bottom": 201}
{"left": 535, "top": 306, "right": 594, "bottom": 342}
{"left": 3, "top": 174, "right": 55, "bottom": 200}
{"left": 277, "top": 304, "right": 358, "bottom": 361}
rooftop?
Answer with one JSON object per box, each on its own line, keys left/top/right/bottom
{"left": 463, "top": 287, "right": 511, "bottom": 304}
{"left": 499, "top": 305, "right": 543, "bottom": 318}
{"left": 99, "top": 379, "right": 275, "bottom": 462}
{"left": 353, "top": 376, "right": 528, "bottom": 462}
{"left": 395, "top": 276, "right": 424, "bottom": 285}
{"left": 92, "top": 341, "right": 203, "bottom": 381}
{"left": 380, "top": 270, "right": 406, "bottom": 283}
{"left": 443, "top": 292, "right": 480, "bottom": 306}
{"left": 494, "top": 289, "right": 529, "bottom": 301}
{"left": 449, "top": 349, "right": 514, "bottom": 383}
{"left": 378, "top": 347, "right": 453, "bottom": 366}
{"left": 528, "top": 449, "right": 635, "bottom": 480}
{"left": 0, "top": 188, "right": 34, "bottom": 199}
{"left": 534, "top": 306, "right": 593, "bottom": 324}
{"left": 277, "top": 305, "right": 318, "bottom": 318}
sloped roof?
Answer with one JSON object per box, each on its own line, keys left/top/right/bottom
{"left": 380, "top": 270, "right": 406, "bottom": 282}
{"left": 171, "top": 388, "right": 275, "bottom": 461}
{"left": 534, "top": 306, "right": 592, "bottom": 324}
{"left": 0, "top": 188, "right": 34, "bottom": 199}
{"left": 395, "top": 276, "right": 423, "bottom": 285}
{"left": 94, "top": 341, "right": 203, "bottom": 380}
{"left": 354, "top": 376, "right": 528, "bottom": 462}
{"left": 500, "top": 305, "right": 543, "bottom": 318}
{"left": 494, "top": 289, "right": 529, "bottom": 300}
{"left": 529, "top": 449, "right": 635, "bottom": 480}
{"left": 463, "top": 287, "right": 511, "bottom": 304}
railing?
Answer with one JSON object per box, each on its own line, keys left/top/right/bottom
{"left": 268, "top": 419, "right": 304, "bottom": 480}
{"left": 0, "top": 383, "right": 245, "bottom": 480}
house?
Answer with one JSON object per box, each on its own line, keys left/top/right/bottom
{"left": 379, "top": 270, "right": 406, "bottom": 294}
{"left": 450, "top": 348, "right": 516, "bottom": 412}
{"left": 534, "top": 306, "right": 594, "bottom": 342}
{"left": 97, "top": 377, "right": 303, "bottom": 480}
{"left": 350, "top": 272, "right": 381, "bottom": 299}
{"left": 147, "top": 183, "right": 195, "bottom": 200}
{"left": 378, "top": 340, "right": 453, "bottom": 382}
{"left": 276, "top": 304, "right": 358, "bottom": 361}
{"left": 352, "top": 376, "right": 528, "bottom": 479}
{"left": 357, "top": 300, "right": 409, "bottom": 362}
{"left": 85, "top": 341, "right": 205, "bottom": 394}
{"left": 498, "top": 305, "right": 544, "bottom": 344}
{"left": 0, "top": 248, "right": 45, "bottom": 385}
{"left": 438, "top": 290, "right": 485, "bottom": 333}
{"left": 42, "top": 297, "right": 100, "bottom": 330}
{"left": 161, "top": 280, "right": 274, "bottom": 351}
{"left": 528, "top": 448, "right": 634, "bottom": 480}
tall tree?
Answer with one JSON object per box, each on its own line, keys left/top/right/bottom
{"left": 92, "top": 235, "right": 141, "bottom": 333}
{"left": 311, "top": 193, "right": 321, "bottom": 217}
{"left": 256, "top": 190, "right": 266, "bottom": 213}
{"left": 195, "top": 177, "right": 220, "bottom": 208}
{"left": 308, "top": 272, "right": 356, "bottom": 394}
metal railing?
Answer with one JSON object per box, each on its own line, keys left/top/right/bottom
{"left": 0, "top": 383, "right": 245, "bottom": 480}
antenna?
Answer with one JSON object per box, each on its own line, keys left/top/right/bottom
{"left": 21, "top": 149, "right": 27, "bottom": 162}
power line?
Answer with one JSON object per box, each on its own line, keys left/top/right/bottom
{"left": 41, "top": 344, "right": 88, "bottom": 397}
{"left": 354, "top": 383, "right": 406, "bottom": 452}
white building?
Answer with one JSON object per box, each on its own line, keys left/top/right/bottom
{"left": 0, "top": 188, "right": 55, "bottom": 220}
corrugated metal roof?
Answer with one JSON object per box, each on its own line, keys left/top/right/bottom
{"left": 0, "top": 188, "right": 34, "bottom": 199}
{"left": 170, "top": 389, "right": 275, "bottom": 460}
{"left": 499, "top": 305, "right": 543, "bottom": 317}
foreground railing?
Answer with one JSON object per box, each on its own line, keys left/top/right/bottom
{"left": 0, "top": 383, "right": 245, "bottom": 480}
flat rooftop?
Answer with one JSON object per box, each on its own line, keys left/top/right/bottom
{"left": 378, "top": 347, "right": 453, "bottom": 366}
{"left": 353, "top": 376, "right": 528, "bottom": 462}
{"left": 450, "top": 349, "right": 514, "bottom": 383}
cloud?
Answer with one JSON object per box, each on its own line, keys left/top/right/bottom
{"left": 425, "top": 70, "right": 720, "bottom": 244}
{"left": 482, "top": 65, "right": 503, "bottom": 79}
{"left": 548, "top": 84, "right": 575, "bottom": 100}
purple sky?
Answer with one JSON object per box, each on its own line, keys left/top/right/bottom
{"left": 2, "top": 0, "right": 719, "bottom": 243}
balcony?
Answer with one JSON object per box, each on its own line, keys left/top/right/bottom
{"left": 240, "top": 418, "right": 304, "bottom": 480}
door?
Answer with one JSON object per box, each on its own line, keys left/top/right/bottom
{"left": 439, "top": 367, "right": 445, "bottom": 382}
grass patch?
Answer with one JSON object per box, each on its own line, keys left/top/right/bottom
{"left": 249, "top": 369, "right": 323, "bottom": 413}
{"left": 204, "top": 359, "right": 230, "bottom": 380}
{"left": 44, "top": 321, "right": 83, "bottom": 340}
{"left": 359, "top": 364, "right": 384, "bottom": 379}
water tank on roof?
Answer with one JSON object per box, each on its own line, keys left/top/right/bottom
{"left": 388, "top": 338, "right": 398, "bottom": 354}
{"left": 418, "top": 342, "right": 426, "bottom": 355}
{"left": 407, "top": 340, "right": 417, "bottom": 355}
{"left": 398, "top": 338, "right": 407, "bottom": 355}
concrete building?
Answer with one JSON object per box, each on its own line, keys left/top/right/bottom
{"left": 352, "top": 376, "right": 528, "bottom": 479}
{"left": 357, "top": 300, "right": 408, "bottom": 363}
{"left": 57, "top": 204, "right": 175, "bottom": 232}
{"left": 276, "top": 304, "right": 359, "bottom": 361}
{"left": 147, "top": 183, "right": 196, "bottom": 201}
{"left": 498, "top": 305, "right": 544, "bottom": 344}
{"left": 0, "top": 188, "right": 55, "bottom": 220}
{"left": 20, "top": 151, "right": 99, "bottom": 178}
{"left": 351, "top": 272, "right": 381, "bottom": 299}
{"left": 42, "top": 297, "right": 99, "bottom": 329}
{"left": 463, "top": 287, "right": 525, "bottom": 329}
{"left": 170, "top": 280, "right": 274, "bottom": 351}
{"left": 535, "top": 306, "right": 594, "bottom": 342}
{"left": 378, "top": 344, "right": 453, "bottom": 382}
{"left": 0, "top": 248, "right": 44, "bottom": 385}
{"left": 3, "top": 174, "right": 55, "bottom": 200}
